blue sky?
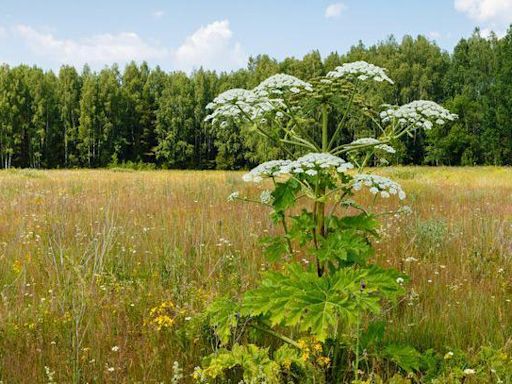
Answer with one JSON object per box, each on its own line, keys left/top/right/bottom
{"left": 0, "top": 0, "right": 511, "bottom": 72}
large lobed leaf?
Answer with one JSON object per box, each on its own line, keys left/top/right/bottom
{"left": 242, "top": 263, "right": 404, "bottom": 341}
{"left": 206, "top": 297, "right": 240, "bottom": 345}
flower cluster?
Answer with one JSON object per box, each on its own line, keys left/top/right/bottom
{"left": 242, "top": 154, "right": 354, "bottom": 183}
{"left": 205, "top": 74, "right": 312, "bottom": 125}
{"left": 147, "top": 300, "right": 177, "bottom": 331}
{"left": 227, "top": 191, "right": 240, "bottom": 202}
{"left": 259, "top": 190, "right": 273, "bottom": 204}
{"left": 282, "top": 153, "right": 354, "bottom": 176}
{"left": 353, "top": 174, "right": 406, "bottom": 200}
{"left": 380, "top": 100, "right": 458, "bottom": 130}
{"left": 347, "top": 138, "right": 396, "bottom": 154}
{"left": 205, "top": 89, "right": 274, "bottom": 125}
{"left": 326, "top": 61, "right": 394, "bottom": 84}
{"left": 254, "top": 74, "right": 313, "bottom": 96}
{"left": 242, "top": 160, "right": 292, "bottom": 182}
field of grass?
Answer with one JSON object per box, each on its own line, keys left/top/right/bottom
{"left": 0, "top": 167, "right": 511, "bottom": 383}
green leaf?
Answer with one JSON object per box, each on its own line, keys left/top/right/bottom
{"left": 206, "top": 297, "right": 240, "bottom": 345}
{"left": 241, "top": 263, "right": 406, "bottom": 342}
{"left": 243, "top": 265, "right": 366, "bottom": 341}
{"left": 273, "top": 344, "right": 306, "bottom": 370}
{"left": 260, "top": 235, "right": 288, "bottom": 262}
{"left": 329, "top": 213, "right": 380, "bottom": 238}
{"left": 363, "top": 265, "right": 406, "bottom": 301}
{"left": 199, "top": 344, "right": 281, "bottom": 383}
{"left": 314, "top": 230, "right": 374, "bottom": 267}
{"left": 288, "top": 209, "right": 315, "bottom": 246}
{"left": 382, "top": 344, "right": 422, "bottom": 373}
{"left": 271, "top": 178, "right": 300, "bottom": 212}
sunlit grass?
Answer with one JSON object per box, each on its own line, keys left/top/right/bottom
{"left": 0, "top": 167, "right": 511, "bottom": 382}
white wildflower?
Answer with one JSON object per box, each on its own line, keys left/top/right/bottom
{"left": 326, "top": 61, "right": 394, "bottom": 84}
{"left": 381, "top": 100, "right": 458, "bottom": 130}
{"left": 396, "top": 277, "right": 405, "bottom": 285}
{"left": 227, "top": 191, "right": 240, "bottom": 201}
{"left": 377, "top": 144, "right": 396, "bottom": 154}
{"left": 172, "top": 361, "right": 184, "bottom": 384}
{"left": 283, "top": 152, "right": 354, "bottom": 176}
{"left": 260, "top": 190, "right": 273, "bottom": 204}
{"left": 398, "top": 205, "right": 413, "bottom": 215}
{"left": 254, "top": 74, "right": 313, "bottom": 96}
{"left": 463, "top": 368, "right": 475, "bottom": 375}
{"left": 242, "top": 160, "right": 292, "bottom": 183}
{"left": 205, "top": 88, "right": 278, "bottom": 124}
{"left": 347, "top": 138, "right": 396, "bottom": 154}
{"left": 111, "top": 346, "right": 120, "bottom": 352}
{"left": 353, "top": 174, "right": 406, "bottom": 200}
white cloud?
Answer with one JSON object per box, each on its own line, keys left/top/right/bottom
{"left": 429, "top": 31, "right": 442, "bottom": 39}
{"left": 480, "top": 26, "right": 507, "bottom": 37}
{"left": 455, "top": 0, "right": 512, "bottom": 22}
{"left": 13, "top": 24, "right": 169, "bottom": 68}
{"left": 172, "top": 20, "right": 247, "bottom": 72}
{"left": 152, "top": 10, "right": 165, "bottom": 19}
{"left": 325, "top": 3, "right": 347, "bottom": 19}
{"left": 455, "top": 0, "right": 512, "bottom": 36}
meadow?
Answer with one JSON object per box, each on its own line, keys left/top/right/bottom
{"left": 0, "top": 167, "right": 511, "bottom": 383}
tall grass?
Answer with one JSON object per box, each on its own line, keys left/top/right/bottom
{"left": 0, "top": 167, "right": 511, "bottom": 382}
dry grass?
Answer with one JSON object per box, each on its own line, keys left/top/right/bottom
{"left": 0, "top": 167, "right": 511, "bottom": 383}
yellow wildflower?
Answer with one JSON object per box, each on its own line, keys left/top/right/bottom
{"left": 316, "top": 356, "right": 331, "bottom": 367}
{"left": 12, "top": 260, "right": 23, "bottom": 274}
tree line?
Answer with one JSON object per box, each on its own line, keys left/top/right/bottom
{"left": 0, "top": 27, "right": 511, "bottom": 169}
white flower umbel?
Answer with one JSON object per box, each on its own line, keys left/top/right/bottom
{"left": 205, "top": 74, "right": 312, "bottom": 125}
{"left": 347, "top": 138, "right": 396, "bottom": 154}
{"left": 380, "top": 100, "right": 458, "bottom": 130}
{"left": 205, "top": 88, "right": 279, "bottom": 124}
{"left": 227, "top": 191, "right": 240, "bottom": 202}
{"left": 205, "top": 89, "right": 259, "bottom": 123}
{"left": 259, "top": 190, "right": 273, "bottom": 204}
{"left": 283, "top": 153, "right": 354, "bottom": 175}
{"left": 242, "top": 160, "right": 292, "bottom": 183}
{"left": 353, "top": 174, "right": 406, "bottom": 200}
{"left": 254, "top": 74, "right": 313, "bottom": 97}
{"left": 326, "top": 61, "right": 394, "bottom": 84}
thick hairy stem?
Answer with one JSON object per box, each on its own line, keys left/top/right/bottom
{"left": 328, "top": 85, "right": 357, "bottom": 150}
{"left": 311, "top": 176, "right": 325, "bottom": 276}
{"left": 271, "top": 177, "right": 294, "bottom": 258}
{"left": 321, "top": 103, "right": 329, "bottom": 152}
{"left": 314, "top": 104, "right": 330, "bottom": 277}
{"left": 280, "top": 216, "right": 294, "bottom": 259}
{"left": 315, "top": 197, "right": 326, "bottom": 277}
{"left": 353, "top": 317, "right": 361, "bottom": 381}
{"left": 250, "top": 322, "right": 301, "bottom": 349}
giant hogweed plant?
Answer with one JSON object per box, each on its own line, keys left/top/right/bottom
{"left": 194, "top": 62, "right": 457, "bottom": 383}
